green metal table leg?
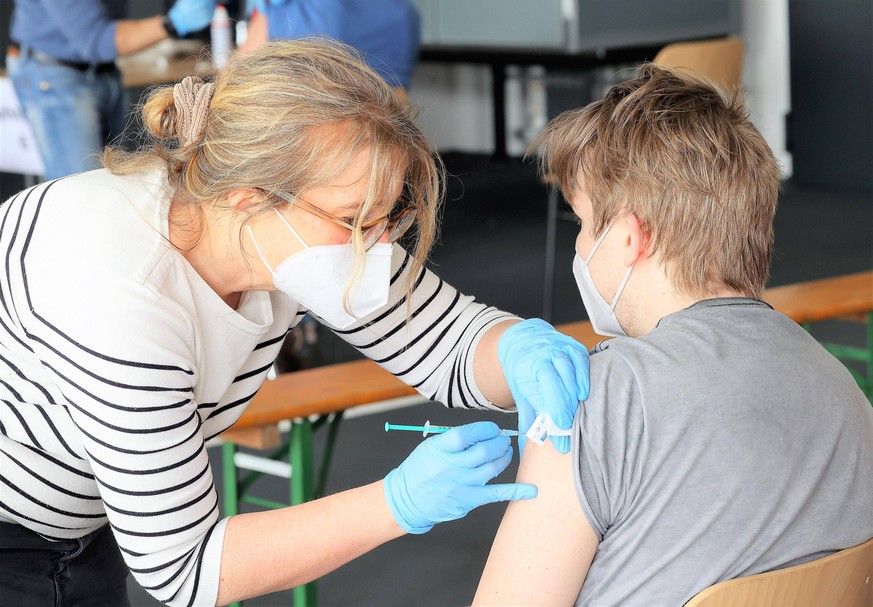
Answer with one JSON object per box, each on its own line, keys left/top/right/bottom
{"left": 291, "top": 419, "right": 317, "bottom": 607}
{"left": 222, "top": 442, "right": 242, "bottom": 607}
{"left": 223, "top": 442, "right": 240, "bottom": 517}
{"left": 291, "top": 419, "right": 314, "bottom": 504}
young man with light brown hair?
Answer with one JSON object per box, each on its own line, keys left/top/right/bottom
{"left": 474, "top": 65, "right": 873, "bottom": 606}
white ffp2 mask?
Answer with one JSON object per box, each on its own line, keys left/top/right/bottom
{"left": 247, "top": 210, "right": 392, "bottom": 329}
{"left": 572, "top": 222, "right": 634, "bottom": 337}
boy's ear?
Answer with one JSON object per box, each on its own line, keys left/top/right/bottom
{"left": 621, "top": 212, "right": 650, "bottom": 267}
{"left": 227, "top": 187, "right": 263, "bottom": 212}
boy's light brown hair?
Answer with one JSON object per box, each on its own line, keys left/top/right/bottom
{"left": 532, "top": 64, "right": 781, "bottom": 298}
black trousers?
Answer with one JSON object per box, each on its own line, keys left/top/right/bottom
{"left": 0, "top": 522, "right": 130, "bottom": 606}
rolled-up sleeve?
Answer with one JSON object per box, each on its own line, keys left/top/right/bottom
{"left": 328, "top": 245, "right": 519, "bottom": 410}
{"left": 572, "top": 348, "right": 643, "bottom": 540}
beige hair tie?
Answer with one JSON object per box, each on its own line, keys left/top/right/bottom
{"left": 172, "top": 76, "right": 216, "bottom": 147}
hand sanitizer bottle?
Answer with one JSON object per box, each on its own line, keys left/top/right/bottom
{"left": 210, "top": 4, "right": 233, "bottom": 69}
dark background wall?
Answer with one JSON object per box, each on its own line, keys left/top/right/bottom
{"left": 789, "top": 0, "right": 873, "bottom": 192}
{"left": 1, "top": 0, "right": 12, "bottom": 69}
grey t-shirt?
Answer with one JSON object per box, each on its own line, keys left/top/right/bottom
{"left": 572, "top": 298, "right": 873, "bottom": 606}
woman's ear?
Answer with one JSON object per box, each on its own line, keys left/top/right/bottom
{"left": 227, "top": 187, "right": 263, "bottom": 212}
{"left": 621, "top": 212, "right": 649, "bottom": 267}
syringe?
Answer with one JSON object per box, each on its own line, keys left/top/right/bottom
{"left": 384, "top": 420, "right": 519, "bottom": 437}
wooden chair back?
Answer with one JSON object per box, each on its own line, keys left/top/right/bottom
{"left": 685, "top": 537, "right": 873, "bottom": 607}
{"left": 653, "top": 37, "right": 744, "bottom": 91}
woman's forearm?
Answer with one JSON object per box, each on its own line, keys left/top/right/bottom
{"left": 115, "top": 17, "right": 168, "bottom": 57}
{"left": 472, "top": 320, "right": 519, "bottom": 409}
{"left": 217, "top": 480, "right": 404, "bottom": 605}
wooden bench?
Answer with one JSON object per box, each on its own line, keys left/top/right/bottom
{"left": 762, "top": 271, "right": 873, "bottom": 324}
{"left": 220, "top": 271, "right": 872, "bottom": 606}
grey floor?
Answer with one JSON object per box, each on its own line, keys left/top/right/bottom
{"left": 2, "top": 151, "right": 871, "bottom": 607}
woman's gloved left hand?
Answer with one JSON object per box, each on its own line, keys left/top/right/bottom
{"left": 384, "top": 421, "right": 537, "bottom": 534}
{"left": 498, "top": 318, "right": 591, "bottom": 454}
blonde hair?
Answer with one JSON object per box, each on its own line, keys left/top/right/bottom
{"left": 533, "top": 64, "right": 781, "bottom": 298}
{"left": 103, "top": 38, "right": 441, "bottom": 299}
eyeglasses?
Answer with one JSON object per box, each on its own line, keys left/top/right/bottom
{"left": 272, "top": 190, "right": 417, "bottom": 251}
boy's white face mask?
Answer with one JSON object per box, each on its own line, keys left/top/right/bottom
{"left": 572, "top": 222, "right": 634, "bottom": 337}
{"left": 247, "top": 210, "right": 392, "bottom": 329}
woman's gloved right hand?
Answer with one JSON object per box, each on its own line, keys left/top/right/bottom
{"left": 384, "top": 421, "right": 537, "bottom": 534}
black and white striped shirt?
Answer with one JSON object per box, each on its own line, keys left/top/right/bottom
{"left": 0, "top": 169, "right": 515, "bottom": 606}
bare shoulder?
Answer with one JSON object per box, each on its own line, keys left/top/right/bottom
{"left": 474, "top": 442, "right": 599, "bottom": 606}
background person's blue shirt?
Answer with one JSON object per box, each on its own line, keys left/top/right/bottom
{"left": 11, "top": 0, "right": 127, "bottom": 64}
{"left": 265, "top": 0, "right": 420, "bottom": 88}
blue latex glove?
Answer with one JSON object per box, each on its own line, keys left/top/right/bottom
{"left": 384, "top": 421, "right": 537, "bottom": 534}
{"left": 498, "top": 319, "right": 590, "bottom": 454}
{"left": 168, "top": 0, "right": 217, "bottom": 37}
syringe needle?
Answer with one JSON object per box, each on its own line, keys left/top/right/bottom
{"left": 384, "top": 420, "right": 519, "bottom": 437}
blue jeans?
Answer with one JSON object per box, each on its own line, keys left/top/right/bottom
{"left": 7, "top": 50, "right": 128, "bottom": 180}
{"left": 0, "top": 522, "right": 130, "bottom": 606}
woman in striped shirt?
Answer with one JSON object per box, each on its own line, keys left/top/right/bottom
{"left": 0, "top": 39, "right": 589, "bottom": 606}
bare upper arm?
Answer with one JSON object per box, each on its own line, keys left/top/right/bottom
{"left": 474, "top": 441, "right": 599, "bottom": 606}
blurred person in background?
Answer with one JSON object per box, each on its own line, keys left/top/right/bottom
{"left": 241, "top": 0, "right": 420, "bottom": 89}
{"left": 7, "top": 0, "right": 216, "bottom": 180}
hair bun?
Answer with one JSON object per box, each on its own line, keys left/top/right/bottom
{"left": 141, "top": 86, "right": 179, "bottom": 141}
{"left": 140, "top": 77, "right": 216, "bottom": 145}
